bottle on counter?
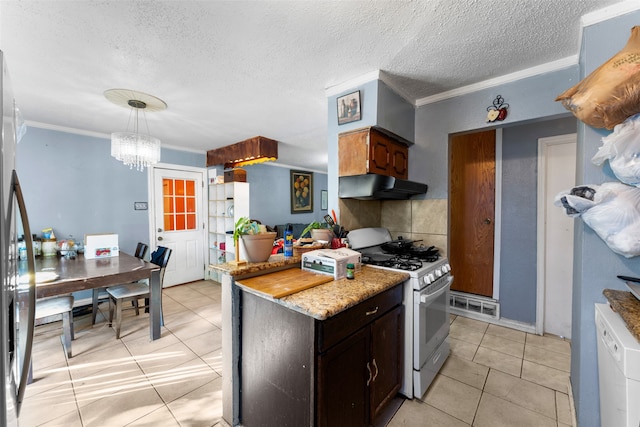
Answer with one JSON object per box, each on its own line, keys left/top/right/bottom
{"left": 284, "top": 223, "right": 294, "bottom": 257}
{"left": 17, "top": 235, "right": 27, "bottom": 260}
{"left": 346, "top": 263, "right": 355, "bottom": 280}
{"left": 42, "top": 238, "right": 57, "bottom": 257}
{"left": 32, "top": 234, "right": 42, "bottom": 257}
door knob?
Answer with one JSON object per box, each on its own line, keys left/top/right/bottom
{"left": 484, "top": 218, "right": 492, "bottom": 225}
{"left": 158, "top": 236, "right": 163, "bottom": 241}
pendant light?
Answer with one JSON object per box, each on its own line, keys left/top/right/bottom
{"left": 105, "top": 89, "right": 167, "bottom": 171}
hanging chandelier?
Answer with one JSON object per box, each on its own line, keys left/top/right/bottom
{"left": 104, "top": 89, "right": 167, "bottom": 171}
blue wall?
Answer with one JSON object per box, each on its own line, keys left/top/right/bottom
{"left": 326, "top": 78, "right": 417, "bottom": 215}
{"left": 16, "top": 126, "right": 204, "bottom": 255}
{"left": 408, "top": 12, "right": 640, "bottom": 424}
{"left": 499, "top": 117, "right": 576, "bottom": 323}
{"left": 236, "top": 163, "right": 328, "bottom": 227}
{"left": 18, "top": 126, "right": 327, "bottom": 253}
{"left": 326, "top": 79, "right": 380, "bottom": 215}
{"left": 571, "top": 13, "right": 640, "bottom": 426}
{"left": 414, "top": 68, "right": 579, "bottom": 199}
{"left": 376, "top": 81, "right": 415, "bottom": 143}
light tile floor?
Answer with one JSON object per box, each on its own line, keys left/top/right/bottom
{"left": 390, "top": 315, "right": 574, "bottom": 427}
{"left": 21, "top": 281, "right": 573, "bottom": 426}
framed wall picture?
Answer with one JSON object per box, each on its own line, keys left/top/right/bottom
{"left": 321, "top": 190, "right": 328, "bottom": 210}
{"left": 291, "top": 170, "right": 313, "bottom": 213}
{"left": 337, "top": 90, "right": 361, "bottom": 125}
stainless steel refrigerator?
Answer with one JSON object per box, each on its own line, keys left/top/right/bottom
{"left": 1, "top": 50, "right": 35, "bottom": 426}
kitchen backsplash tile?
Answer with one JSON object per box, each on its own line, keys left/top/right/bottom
{"left": 412, "top": 199, "right": 448, "bottom": 234}
{"left": 341, "top": 198, "right": 448, "bottom": 256}
{"left": 338, "top": 199, "right": 381, "bottom": 231}
{"left": 381, "top": 200, "right": 411, "bottom": 231}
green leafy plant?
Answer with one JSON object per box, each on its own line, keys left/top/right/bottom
{"left": 233, "top": 217, "right": 261, "bottom": 242}
{"left": 300, "top": 221, "right": 330, "bottom": 238}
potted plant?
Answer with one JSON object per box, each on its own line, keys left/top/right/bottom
{"left": 233, "top": 217, "right": 277, "bottom": 263}
{"left": 301, "top": 221, "right": 334, "bottom": 242}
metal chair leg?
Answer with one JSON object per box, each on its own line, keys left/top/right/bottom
{"left": 91, "top": 288, "right": 101, "bottom": 325}
{"left": 114, "top": 298, "right": 123, "bottom": 339}
{"left": 62, "top": 311, "right": 73, "bottom": 358}
{"left": 108, "top": 297, "right": 114, "bottom": 326}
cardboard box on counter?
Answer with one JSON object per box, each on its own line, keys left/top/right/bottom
{"left": 301, "top": 248, "right": 361, "bottom": 280}
{"left": 84, "top": 233, "right": 119, "bottom": 259}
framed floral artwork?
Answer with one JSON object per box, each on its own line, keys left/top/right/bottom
{"left": 291, "top": 170, "right": 313, "bottom": 213}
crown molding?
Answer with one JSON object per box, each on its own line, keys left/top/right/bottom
{"left": 577, "top": 1, "right": 640, "bottom": 61}
{"left": 324, "top": 69, "right": 416, "bottom": 106}
{"left": 325, "top": 70, "right": 381, "bottom": 97}
{"left": 26, "top": 120, "right": 110, "bottom": 139}
{"left": 25, "top": 121, "right": 206, "bottom": 154}
{"left": 415, "top": 56, "right": 577, "bottom": 107}
{"left": 377, "top": 70, "right": 417, "bottom": 106}
{"left": 266, "top": 161, "right": 327, "bottom": 175}
{"left": 581, "top": 1, "right": 640, "bottom": 27}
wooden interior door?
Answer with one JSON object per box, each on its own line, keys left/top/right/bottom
{"left": 449, "top": 130, "right": 496, "bottom": 297}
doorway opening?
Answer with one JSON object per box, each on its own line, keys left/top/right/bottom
{"left": 536, "top": 134, "right": 576, "bottom": 339}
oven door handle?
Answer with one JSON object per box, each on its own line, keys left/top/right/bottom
{"left": 419, "top": 276, "right": 453, "bottom": 305}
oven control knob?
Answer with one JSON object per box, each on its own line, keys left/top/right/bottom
{"left": 427, "top": 273, "right": 435, "bottom": 283}
{"left": 434, "top": 268, "right": 443, "bottom": 278}
{"left": 423, "top": 275, "right": 432, "bottom": 285}
{"left": 441, "top": 264, "right": 450, "bottom": 273}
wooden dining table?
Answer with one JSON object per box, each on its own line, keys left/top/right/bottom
{"left": 33, "top": 252, "right": 163, "bottom": 340}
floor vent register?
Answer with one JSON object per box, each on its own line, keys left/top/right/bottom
{"left": 450, "top": 291, "right": 500, "bottom": 320}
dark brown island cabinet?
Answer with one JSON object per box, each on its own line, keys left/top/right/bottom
{"left": 338, "top": 126, "right": 410, "bottom": 180}
{"left": 240, "top": 284, "right": 403, "bottom": 427}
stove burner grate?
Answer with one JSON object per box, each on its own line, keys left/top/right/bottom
{"left": 361, "top": 254, "right": 425, "bottom": 271}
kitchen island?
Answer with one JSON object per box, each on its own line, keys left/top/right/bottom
{"left": 210, "top": 255, "right": 409, "bottom": 426}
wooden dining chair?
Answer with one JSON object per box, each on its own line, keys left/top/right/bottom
{"left": 91, "top": 242, "right": 148, "bottom": 325}
{"left": 106, "top": 246, "right": 172, "bottom": 339}
{"left": 35, "top": 295, "right": 74, "bottom": 358}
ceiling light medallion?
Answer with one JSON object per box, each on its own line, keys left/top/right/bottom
{"left": 105, "top": 89, "right": 167, "bottom": 171}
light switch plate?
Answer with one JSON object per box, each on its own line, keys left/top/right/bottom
{"left": 134, "top": 202, "right": 148, "bottom": 210}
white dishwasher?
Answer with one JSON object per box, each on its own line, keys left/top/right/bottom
{"left": 595, "top": 303, "right": 640, "bottom": 427}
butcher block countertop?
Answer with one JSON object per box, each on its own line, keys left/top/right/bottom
{"left": 236, "top": 266, "right": 409, "bottom": 320}
{"left": 603, "top": 289, "right": 640, "bottom": 342}
{"left": 209, "top": 254, "right": 302, "bottom": 277}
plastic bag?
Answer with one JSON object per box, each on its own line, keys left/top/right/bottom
{"left": 592, "top": 113, "right": 640, "bottom": 186}
{"left": 556, "top": 26, "right": 640, "bottom": 130}
{"left": 554, "top": 182, "right": 640, "bottom": 258}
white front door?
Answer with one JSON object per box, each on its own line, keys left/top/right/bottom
{"left": 537, "top": 134, "right": 576, "bottom": 338}
{"left": 151, "top": 165, "right": 206, "bottom": 287}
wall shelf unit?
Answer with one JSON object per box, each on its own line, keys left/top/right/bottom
{"left": 208, "top": 181, "right": 249, "bottom": 280}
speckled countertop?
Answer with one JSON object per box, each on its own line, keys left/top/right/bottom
{"left": 603, "top": 289, "right": 640, "bottom": 342}
{"left": 209, "top": 254, "right": 302, "bottom": 276}
{"left": 237, "top": 266, "right": 409, "bottom": 320}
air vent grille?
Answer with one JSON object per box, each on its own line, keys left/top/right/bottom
{"left": 450, "top": 291, "right": 500, "bottom": 320}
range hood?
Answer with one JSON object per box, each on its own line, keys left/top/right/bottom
{"left": 338, "top": 174, "right": 428, "bottom": 200}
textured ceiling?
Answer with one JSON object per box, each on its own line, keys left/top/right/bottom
{"left": 0, "top": 0, "right": 627, "bottom": 171}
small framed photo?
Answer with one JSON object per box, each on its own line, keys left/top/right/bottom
{"left": 337, "top": 90, "right": 361, "bottom": 125}
{"left": 321, "top": 190, "right": 328, "bottom": 210}
{"left": 291, "top": 170, "right": 313, "bottom": 213}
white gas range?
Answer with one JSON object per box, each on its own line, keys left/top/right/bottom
{"left": 348, "top": 227, "right": 453, "bottom": 399}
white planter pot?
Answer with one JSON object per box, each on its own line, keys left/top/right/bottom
{"left": 240, "top": 232, "right": 277, "bottom": 262}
